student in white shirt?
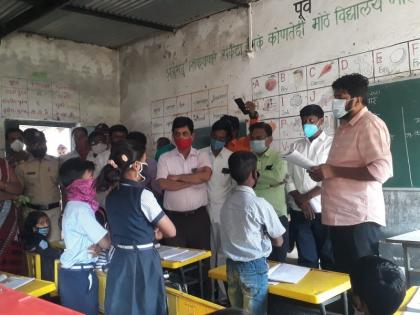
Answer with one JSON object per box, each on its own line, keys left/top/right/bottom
{"left": 286, "top": 104, "right": 334, "bottom": 269}
{"left": 201, "top": 119, "right": 234, "bottom": 301}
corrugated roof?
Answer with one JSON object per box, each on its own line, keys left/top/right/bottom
{"left": 0, "top": 0, "right": 251, "bottom": 48}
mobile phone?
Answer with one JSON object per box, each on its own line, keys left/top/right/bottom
{"left": 234, "top": 98, "right": 249, "bottom": 115}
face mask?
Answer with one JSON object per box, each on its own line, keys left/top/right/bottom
{"left": 251, "top": 140, "right": 267, "bottom": 154}
{"left": 332, "top": 98, "right": 354, "bottom": 119}
{"left": 303, "top": 124, "right": 319, "bottom": 138}
{"left": 29, "top": 147, "right": 47, "bottom": 158}
{"left": 91, "top": 143, "right": 107, "bottom": 154}
{"left": 210, "top": 138, "right": 225, "bottom": 151}
{"left": 10, "top": 139, "right": 24, "bottom": 152}
{"left": 37, "top": 226, "right": 49, "bottom": 237}
{"left": 174, "top": 137, "right": 193, "bottom": 151}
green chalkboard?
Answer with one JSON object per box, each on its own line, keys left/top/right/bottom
{"left": 192, "top": 121, "right": 247, "bottom": 149}
{"left": 368, "top": 78, "right": 420, "bottom": 188}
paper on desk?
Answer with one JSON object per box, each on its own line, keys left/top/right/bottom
{"left": 406, "top": 288, "right": 420, "bottom": 313}
{"left": 157, "top": 246, "right": 189, "bottom": 260}
{"left": 268, "top": 263, "right": 310, "bottom": 284}
{"left": 165, "top": 250, "right": 205, "bottom": 262}
{"left": 282, "top": 150, "right": 316, "bottom": 170}
{"left": 0, "top": 273, "right": 34, "bottom": 289}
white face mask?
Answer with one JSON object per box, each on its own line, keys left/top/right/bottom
{"left": 91, "top": 143, "right": 107, "bottom": 154}
{"left": 10, "top": 139, "right": 24, "bottom": 152}
{"left": 332, "top": 98, "right": 355, "bottom": 119}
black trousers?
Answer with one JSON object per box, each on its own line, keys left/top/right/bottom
{"left": 330, "top": 222, "right": 382, "bottom": 273}
{"left": 268, "top": 215, "right": 289, "bottom": 262}
{"left": 290, "top": 210, "right": 334, "bottom": 270}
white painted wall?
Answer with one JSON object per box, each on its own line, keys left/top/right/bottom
{"left": 119, "top": 0, "right": 420, "bottom": 235}
{"left": 0, "top": 33, "right": 120, "bottom": 150}
{"left": 120, "top": 0, "right": 420, "bottom": 148}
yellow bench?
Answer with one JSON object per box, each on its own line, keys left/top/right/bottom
{"left": 97, "top": 270, "right": 224, "bottom": 314}
{"left": 395, "top": 286, "right": 418, "bottom": 314}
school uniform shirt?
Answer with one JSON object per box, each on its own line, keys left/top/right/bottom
{"left": 322, "top": 107, "right": 393, "bottom": 227}
{"left": 156, "top": 147, "right": 211, "bottom": 212}
{"left": 286, "top": 131, "right": 333, "bottom": 213}
{"left": 25, "top": 233, "right": 61, "bottom": 281}
{"left": 254, "top": 147, "right": 288, "bottom": 217}
{"left": 201, "top": 146, "right": 234, "bottom": 223}
{"left": 220, "top": 186, "right": 285, "bottom": 262}
{"left": 60, "top": 201, "right": 107, "bottom": 268}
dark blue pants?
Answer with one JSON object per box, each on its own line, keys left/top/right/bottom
{"left": 59, "top": 267, "right": 98, "bottom": 315}
{"left": 268, "top": 215, "right": 289, "bottom": 262}
{"left": 290, "top": 210, "right": 334, "bottom": 269}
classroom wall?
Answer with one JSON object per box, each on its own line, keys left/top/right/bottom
{"left": 119, "top": 0, "right": 420, "bottom": 237}
{"left": 0, "top": 33, "right": 120, "bottom": 151}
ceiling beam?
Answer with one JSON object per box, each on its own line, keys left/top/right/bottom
{"left": 62, "top": 5, "right": 175, "bottom": 32}
{"left": 0, "top": 0, "right": 70, "bottom": 39}
{"left": 221, "top": 0, "right": 250, "bottom": 8}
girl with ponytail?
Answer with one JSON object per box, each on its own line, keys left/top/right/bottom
{"left": 97, "top": 139, "right": 176, "bottom": 315}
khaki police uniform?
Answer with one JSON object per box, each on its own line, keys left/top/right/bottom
{"left": 15, "top": 155, "right": 61, "bottom": 242}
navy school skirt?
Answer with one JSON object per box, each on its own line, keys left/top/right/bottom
{"left": 59, "top": 267, "right": 98, "bottom": 315}
{"left": 105, "top": 246, "right": 167, "bottom": 315}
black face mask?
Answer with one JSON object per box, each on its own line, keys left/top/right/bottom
{"left": 29, "top": 147, "right": 47, "bottom": 158}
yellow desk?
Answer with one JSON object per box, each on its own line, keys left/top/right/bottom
{"left": 161, "top": 249, "right": 212, "bottom": 298}
{"left": 395, "top": 286, "right": 418, "bottom": 314}
{"left": 1, "top": 272, "right": 57, "bottom": 297}
{"left": 209, "top": 264, "right": 351, "bottom": 315}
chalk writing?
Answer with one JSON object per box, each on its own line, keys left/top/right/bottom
{"left": 335, "top": 0, "right": 383, "bottom": 25}
{"left": 252, "top": 36, "right": 264, "bottom": 50}
{"left": 389, "top": 0, "right": 413, "bottom": 4}
{"left": 267, "top": 21, "right": 305, "bottom": 45}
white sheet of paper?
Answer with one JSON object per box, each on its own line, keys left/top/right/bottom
{"left": 268, "top": 263, "right": 310, "bottom": 284}
{"left": 0, "top": 274, "right": 34, "bottom": 289}
{"left": 282, "top": 149, "right": 316, "bottom": 170}
{"left": 406, "top": 288, "right": 420, "bottom": 312}
{"left": 157, "top": 246, "right": 189, "bottom": 260}
{"left": 164, "top": 250, "right": 205, "bottom": 262}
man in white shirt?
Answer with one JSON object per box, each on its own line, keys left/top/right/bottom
{"left": 286, "top": 104, "right": 334, "bottom": 269}
{"left": 86, "top": 131, "right": 110, "bottom": 178}
{"left": 201, "top": 119, "right": 234, "bottom": 301}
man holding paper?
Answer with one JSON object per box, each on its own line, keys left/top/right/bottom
{"left": 250, "top": 122, "right": 288, "bottom": 262}
{"left": 286, "top": 104, "right": 334, "bottom": 270}
{"left": 309, "top": 74, "right": 393, "bottom": 274}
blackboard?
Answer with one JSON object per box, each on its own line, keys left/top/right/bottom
{"left": 368, "top": 78, "right": 420, "bottom": 188}
{"left": 193, "top": 121, "right": 247, "bottom": 149}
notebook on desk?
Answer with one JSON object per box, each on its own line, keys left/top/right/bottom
{"left": 268, "top": 263, "right": 310, "bottom": 284}
{"left": 157, "top": 245, "right": 205, "bottom": 262}
{"left": 0, "top": 273, "right": 34, "bottom": 289}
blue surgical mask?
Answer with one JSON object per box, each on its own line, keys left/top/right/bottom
{"left": 332, "top": 98, "right": 354, "bottom": 119}
{"left": 303, "top": 124, "right": 319, "bottom": 138}
{"left": 210, "top": 138, "right": 225, "bottom": 151}
{"left": 37, "top": 226, "right": 49, "bottom": 237}
{"left": 251, "top": 140, "right": 267, "bottom": 154}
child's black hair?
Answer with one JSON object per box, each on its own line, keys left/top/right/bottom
{"left": 95, "top": 139, "right": 146, "bottom": 192}
{"left": 228, "top": 151, "right": 257, "bottom": 185}
{"left": 59, "top": 158, "right": 95, "bottom": 187}
{"left": 350, "top": 255, "right": 406, "bottom": 315}
{"left": 23, "top": 211, "right": 49, "bottom": 247}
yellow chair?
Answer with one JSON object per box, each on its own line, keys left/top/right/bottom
{"left": 24, "top": 251, "right": 42, "bottom": 279}
{"left": 166, "top": 287, "right": 224, "bottom": 315}
{"left": 24, "top": 251, "right": 60, "bottom": 296}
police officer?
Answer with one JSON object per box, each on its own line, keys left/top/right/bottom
{"left": 15, "top": 128, "right": 61, "bottom": 242}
